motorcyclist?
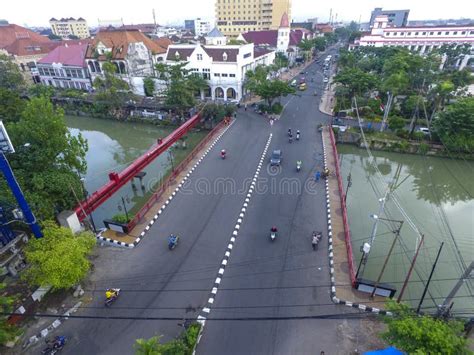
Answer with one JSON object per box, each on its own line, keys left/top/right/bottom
{"left": 168, "top": 234, "right": 178, "bottom": 247}
{"left": 271, "top": 226, "right": 278, "bottom": 233}
{"left": 221, "top": 149, "right": 226, "bottom": 158}
{"left": 323, "top": 167, "right": 330, "bottom": 178}
{"left": 288, "top": 128, "right": 292, "bottom": 136}
{"left": 312, "top": 232, "right": 319, "bottom": 250}
{"left": 296, "top": 160, "right": 302, "bottom": 170}
{"left": 296, "top": 130, "right": 300, "bottom": 140}
{"left": 53, "top": 335, "right": 66, "bottom": 349}
{"left": 105, "top": 288, "right": 118, "bottom": 300}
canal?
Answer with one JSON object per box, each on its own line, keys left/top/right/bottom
{"left": 65, "top": 115, "right": 207, "bottom": 229}
{"left": 338, "top": 145, "right": 474, "bottom": 316}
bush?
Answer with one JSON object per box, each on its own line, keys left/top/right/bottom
{"left": 112, "top": 214, "right": 129, "bottom": 224}
{"left": 396, "top": 129, "right": 409, "bottom": 139}
{"left": 271, "top": 102, "right": 283, "bottom": 114}
{"left": 411, "top": 131, "right": 426, "bottom": 141}
{"left": 388, "top": 116, "right": 406, "bottom": 131}
{"left": 418, "top": 142, "right": 429, "bottom": 155}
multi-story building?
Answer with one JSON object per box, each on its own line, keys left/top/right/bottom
{"left": 184, "top": 20, "right": 195, "bottom": 33}
{"left": 85, "top": 29, "right": 168, "bottom": 95}
{"left": 49, "top": 17, "right": 90, "bottom": 39}
{"left": 165, "top": 41, "right": 275, "bottom": 101}
{"left": 369, "top": 8, "right": 409, "bottom": 28}
{"left": 194, "top": 18, "right": 212, "bottom": 37}
{"left": 37, "top": 43, "right": 91, "bottom": 90}
{"left": 216, "top": 0, "right": 291, "bottom": 38}
{"left": 352, "top": 16, "right": 474, "bottom": 57}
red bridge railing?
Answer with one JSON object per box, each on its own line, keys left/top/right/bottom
{"left": 74, "top": 114, "right": 202, "bottom": 221}
{"left": 328, "top": 126, "right": 356, "bottom": 286}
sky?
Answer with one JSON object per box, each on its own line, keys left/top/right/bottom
{"left": 3, "top": 0, "right": 474, "bottom": 27}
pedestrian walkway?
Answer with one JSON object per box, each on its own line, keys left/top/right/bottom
{"left": 322, "top": 126, "right": 387, "bottom": 310}
{"left": 319, "top": 78, "right": 336, "bottom": 115}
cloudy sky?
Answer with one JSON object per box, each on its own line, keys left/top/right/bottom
{"left": 4, "top": 0, "right": 474, "bottom": 27}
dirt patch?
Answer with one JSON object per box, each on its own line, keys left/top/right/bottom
{"left": 337, "top": 318, "right": 388, "bottom": 354}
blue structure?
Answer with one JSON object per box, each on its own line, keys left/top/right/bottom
{"left": 0, "top": 152, "right": 42, "bottom": 238}
{"left": 364, "top": 346, "right": 405, "bottom": 355}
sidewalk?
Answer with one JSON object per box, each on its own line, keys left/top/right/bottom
{"left": 322, "top": 126, "right": 388, "bottom": 311}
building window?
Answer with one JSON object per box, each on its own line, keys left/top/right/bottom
{"left": 415, "top": 32, "right": 419, "bottom": 35}
{"left": 445, "top": 31, "right": 450, "bottom": 35}
{"left": 222, "top": 73, "right": 228, "bottom": 77}
{"left": 437, "top": 32, "right": 441, "bottom": 35}
{"left": 214, "top": 73, "right": 220, "bottom": 77}
{"left": 429, "top": 32, "right": 434, "bottom": 35}
{"left": 197, "top": 53, "right": 203, "bottom": 60}
{"left": 222, "top": 52, "right": 228, "bottom": 61}
{"left": 386, "top": 32, "right": 390, "bottom": 36}
{"left": 407, "top": 32, "right": 411, "bottom": 35}
{"left": 461, "top": 31, "right": 466, "bottom": 35}
{"left": 453, "top": 31, "right": 457, "bottom": 35}
{"left": 229, "top": 74, "right": 236, "bottom": 77}
{"left": 422, "top": 32, "right": 426, "bottom": 35}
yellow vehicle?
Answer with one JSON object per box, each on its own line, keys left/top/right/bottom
{"left": 299, "top": 83, "right": 307, "bottom": 91}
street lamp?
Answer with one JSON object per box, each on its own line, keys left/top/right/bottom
{"left": 355, "top": 242, "right": 371, "bottom": 280}
{"left": 79, "top": 178, "right": 97, "bottom": 233}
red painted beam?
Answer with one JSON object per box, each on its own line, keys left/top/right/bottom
{"left": 75, "top": 114, "right": 201, "bottom": 221}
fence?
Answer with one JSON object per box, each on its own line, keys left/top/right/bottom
{"left": 328, "top": 126, "right": 357, "bottom": 286}
{"left": 127, "top": 119, "right": 228, "bottom": 231}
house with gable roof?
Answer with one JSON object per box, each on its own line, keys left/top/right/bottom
{"left": 236, "top": 13, "right": 313, "bottom": 65}
{"left": 165, "top": 30, "right": 275, "bottom": 101}
{"left": 85, "top": 28, "right": 168, "bottom": 95}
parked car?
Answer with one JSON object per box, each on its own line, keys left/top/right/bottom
{"left": 270, "top": 150, "right": 282, "bottom": 166}
{"left": 299, "top": 83, "right": 307, "bottom": 91}
{"left": 416, "top": 127, "right": 430, "bottom": 135}
{"left": 323, "top": 77, "right": 329, "bottom": 83}
{"left": 290, "top": 79, "right": 297, "bottom": 87}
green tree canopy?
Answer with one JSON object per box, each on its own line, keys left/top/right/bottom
{"left": 3, "top": 97, "right": 88, "bottom": 219}
{"left": 333, "top": 67, "right": 379, "bottom": 96}
{"left": 246, "top": 66, "right": 295, "bottom": 107}
{"left": 0, "top": 283, "right": 19, "bottom": 344}
{"left": 433, "top": 97, "right": 474, "bottom": 152}
{"left": 0, "top": 89, "right": 24, "bottom": 124}
{"left": 93, "top": 61, "right": 130, "bottom": 112}
{"left": 0, "top": 54, "right": 25, "bottom": 92}
{"left": 22, "top": 222, "right": 96, "bottom": 289}
{"left": 381, "top": 301, "right": 470, "bottom": 354}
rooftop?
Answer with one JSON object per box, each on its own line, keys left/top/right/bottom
{"left": 207, "top": 27, "right": 225, "bottom": 38}
{"left": 38, "top": 43, "right": 88, "bottom": 66}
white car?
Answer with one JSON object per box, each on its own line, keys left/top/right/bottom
{"left": 416, "top": 127, "right": 430, "bottom": 135}
{"left": 323, "top": 77, "right": 329, "bottom": 83}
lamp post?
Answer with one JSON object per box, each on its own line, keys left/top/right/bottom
{"left": 79, "top": 177, "right": 97, "bottom": 233}
{"left": 355, "top": 242, "right": 371, "bottom": 280}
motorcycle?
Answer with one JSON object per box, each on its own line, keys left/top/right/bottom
{"left": 289, "top": 136, "right": 293, "bottom": 143}
{"left": 296, "top": 132, "right": 300, "bottom": 140}
{"left": 296, "top": 161, "right": 302, "bottom": 172}
{"left": 41, "top": 336, "right": 67, "bottom": 355}
{"left": 270, "top": 227, "right": 278, "bottom": 242}
{"left": 288, "top": 129, "right": 292, "bottom": 137}
{"left": 168, "top": 235, "right": 180, "bottom": 250}
{"left": 220, "top": 150, "right": 226, "bottom": 160}
{"left": 311, "top": 231, "right": 322, "bottom": 251}
{"left": 105, "top": 288, "right": 121, "bottom": 307}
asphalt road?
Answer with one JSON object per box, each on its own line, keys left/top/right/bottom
{"left": 196, "top": 51, "right": 356, "bottom": 355}
{"left": 32, "top": 47, "right": 361, "bottom": 355}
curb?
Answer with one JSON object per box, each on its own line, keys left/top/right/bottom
{"left": 96, "top": 120, "right": 235, "bottom": 249}
{"left": 23, "top": 301, "right": 82, "bottom": 349}
{"left": 321, "top": 129, "right": 392, "bottom": 316}
{"left": 194, "top": 133, "right": 273, "bottom": 348}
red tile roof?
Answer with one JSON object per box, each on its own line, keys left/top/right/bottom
{"left": 166, "top": 47, "right": 195, "bottom": 61}
{"left": 38, "top": 43, "right": 88, "bottom": 67}
{"left": 0, "top": 23, "right": 50, "bottom": 49}
{"left": 280, "top": 12, "right": 289, "bottom": 28}
{"left": 289, "top": 30, "right": 303, "bottom": 45}
{"left": 254, "top": 47, "right": 273, "bottom": 58}
{"left": 242, "top": 30, "right": 278, "bottom": 46}
{"left": 153, "top": 37, "right": 172, "bottom": 50}
{"left": 203, "top": 47, "right": 239, "bottom": 62}
{"left": 3, "top": 39, "right": 60, "bottom": 57}
{"left": 86, "top": 29, "right": 166, "bottom": 60}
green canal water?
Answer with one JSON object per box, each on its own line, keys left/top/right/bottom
{"left": 338, "top": 145, "right": 473, "bottom": 315}
{"left": 65, "top": 115, "right": 207, "bottom": 228}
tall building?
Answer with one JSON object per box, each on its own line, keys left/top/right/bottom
{"left": 49, "top": 17, "right": 90, "bottom": 39}
{"left": 369, "top": 8, "right": 409, "bottom": 28}
{"left": 184, "top": 20, "right": 195, "bottom": 33}
{"left": 195, "top": 18, "right": 212, "bottom": 37}
{"left": 216, "top": 0, "right": 291, "bottom": 38}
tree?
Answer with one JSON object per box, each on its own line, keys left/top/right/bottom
{"left": 333, "top": 67, "right": 379, "bottom": 97}
{"left": 5, "top": 96, "right": 88, "bottom": 219}
{"left": 155, "top": 63, "right": 208, "bottom": 116}
{"left": 93, "top": 61, "right": 130, "bottom": 114}
{"left": 274, "top": 52, "right": 289, "bottom": 69}
{"left": 0, "top": 54, "right": 25, "bottom": 92}
{"left": 28, "top": 84, "right": 55, "bottom": 99}
{"left": 246, "top": 67, "right": 294, "bottom": 108}
{"left": 433, "top": 97, "right": 474, "bottom": 152}
{"left": 22, "top": 222, "right": 95, "bottom": 289}
{"left": 381, "top": 301, "right": 470, "bottom": 354}
{"left": 388, "top": 116, "right": 406, "bottom": 131}
{"left": 227, "top": 39, "right": 246, "bottom": 45}
{"left": 313, "top": 37, "right": 327, "bottom": 52}
{"left": 0, "top": 89, "right": 24, "bottom": 124}
{"left": 0, "top": 283, "right": 19, "bottom": 344}
{"left": 143, "top": 77, "right": 155, "bottom": 97}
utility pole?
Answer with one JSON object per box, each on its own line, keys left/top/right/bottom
{"left": 417, "top": 242, "right": 444, "bottom": 314}
{"left": 397, "top": 234, "right": 424, "bottom": 302}
{"left": 370, "top": 220, "right": 404, "bottom": 298}
{"left": 437, "top": 261, "right": 474, "bottom": 318}
{"left": 380, "top": 92, "right": 393, "bottom": 132}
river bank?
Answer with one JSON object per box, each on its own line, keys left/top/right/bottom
{"left": 338, "top": 144, "right": 474, "bottom": 316}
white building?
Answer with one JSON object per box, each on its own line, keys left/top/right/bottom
{"left": 195, "top": 18, "right": 212, "bottom": 37}
{"left": 205, "top": 28, "right": 227, "bottom": 46}
{"left": 165, "top": 43, "right": 275, "bottom": 101}
{"left": 351, "top": 15, "right": 474, "bottom": 54}
{"left": 37, "top": 43, "right": 92, "bottom": 90}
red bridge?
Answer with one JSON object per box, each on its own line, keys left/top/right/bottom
{"left": 75, "top": 114, "right": 201, "bottom": 221}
